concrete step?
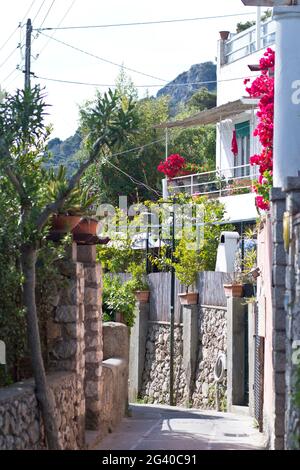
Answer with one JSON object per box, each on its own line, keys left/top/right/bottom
{"left": 230, "top": 405, "right": 250, "bottom": 416}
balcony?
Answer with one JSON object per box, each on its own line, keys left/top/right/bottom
{"left": 167, "top": 164, "right": 259, "bottom": 222}
{"left": 167, "top": 164, "right": 258, "bottom": 197}
{"left": 224, "top": 19, "right": 276, "bottom": 65}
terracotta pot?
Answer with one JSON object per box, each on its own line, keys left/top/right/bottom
{"left": 178, "top": 292, "right": 199, "bottom": 305}
{"left": 115, "top": 312, "right": 125, "bottom": 324}
{"left": 223, "top": 283, "right": 243, "bottom": 298}
{"left": 51, "top": 215, "right": 81, "bottom": 233}
{"left": 219, "top": 31, "right": 230, "bottom": 41}
{"left": 72, "top": 217, "right": 99, "bottom": 236}
{"left": 135, "top": 290, "right": 150, "bottom": 303}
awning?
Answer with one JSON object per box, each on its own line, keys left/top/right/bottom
{"left": 154, "top": 99, "right": 257, "bottom": 130}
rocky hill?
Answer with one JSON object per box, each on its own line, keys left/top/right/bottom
{"left": 157, "top": 61, "right": 216, "bottom": 115}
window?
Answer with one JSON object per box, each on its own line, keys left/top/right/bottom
{"left": 234, "top": 121, "right": 250, "bottom": 177}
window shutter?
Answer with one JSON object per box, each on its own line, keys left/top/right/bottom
{"left": 235, "top": 121, "right": 250, "bottom": 139}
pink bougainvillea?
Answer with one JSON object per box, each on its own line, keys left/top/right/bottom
{"left": 245, "top": 48, "right": 275, "bottom": 211}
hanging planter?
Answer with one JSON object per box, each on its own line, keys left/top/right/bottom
{"left": 178, "top": 292, "right": 199, "bottom": 306}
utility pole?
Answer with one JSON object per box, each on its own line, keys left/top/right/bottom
{"left": 24, "top": 19, "right": 32, "bottom": 90}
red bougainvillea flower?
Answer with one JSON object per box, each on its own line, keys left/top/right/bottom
{"left": 245, "top": 48, "right": 274, "bottom": 210}
{"left": 157, "top": 154, "right": 186, "bottom": 179}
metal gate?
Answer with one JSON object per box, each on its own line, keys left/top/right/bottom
{"left": 254, "top": 304, "right": 265, "bottom": 432}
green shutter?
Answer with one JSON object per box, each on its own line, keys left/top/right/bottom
{"left": 235, "top": 121, "right": 250, "bottom": 138}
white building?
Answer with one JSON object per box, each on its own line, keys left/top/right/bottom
{"left": 159, "top": 16, "right": 275, "bottom": 225}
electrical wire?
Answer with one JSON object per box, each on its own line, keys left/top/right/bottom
{"left": 35, "top": 0, "right": 77, "bottom": 58}
{"left": 0, "top": 0, "right": 37, "bottom": 53}
{"left": 104, "top": 158, "right": 162, "bottom": 196}
{"left": 38, "top": 0, "right": 56, "bottom": 29}
{"left": 35, "top": 11, "right": 256, "bottom": 31}
{"left": 39, "top": 32, "right": 169, "bottom": 82}
{"left": 32, "top": 0, "right": 47, "bottom": 23}
{"left": 34, "top": 73, "right": 260, "bottom": 89}
{"left": 100, "top": 138, "right": 165, "bottom": 196}
{"left": 0, "top": 46, "right": 20, "bottom": 69}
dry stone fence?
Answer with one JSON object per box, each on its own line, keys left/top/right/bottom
{"left": 129, "top": 272, "right": 235, "bottom": 411}
{"left": 0, "top": 243, "right": 129, "bottom": 450}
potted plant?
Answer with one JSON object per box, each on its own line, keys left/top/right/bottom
{"left": 173, "top": 238, "right": 199, "bottom": 305}
{"left": 223, "top": 274, "right": 244, "bottom": 298}
{"left": 127, "top": 262, "right": 150, "bottom": 303}
{"left": 224, "top": 239, "right": 258, "bottom": 298}
{"left": 45, "top": 166, "right": 97, "bottom": 236}
{"left": 219, "top": 31, "right": 230, "bottom": 41}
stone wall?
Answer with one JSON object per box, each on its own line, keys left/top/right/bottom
{"left": 0, "top": 372, "right": 82, "bottom": 450}
{"left": 139, "top": 306, "right": 227, "bottom": 409}
{"left": 192, "top": 306, "right": 227, "bottom": 410}
{"left": 141, "top": 323, "right": 186, "bottom": 405}
{"left": 284, "top": 178, "right": 300, "bottom": 449}
{"left": 99, "top": 322, "right": 129, "bottom": 438}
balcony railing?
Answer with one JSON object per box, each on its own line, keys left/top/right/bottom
{"left": 224, "top": 19, "right": 276, "bottom": 64}
{"left": 167, "top": 164, "right": 259, "bottom": 197}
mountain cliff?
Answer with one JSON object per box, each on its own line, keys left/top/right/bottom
{"left": 157, "top": 61, "right": 216, "bottom": 115}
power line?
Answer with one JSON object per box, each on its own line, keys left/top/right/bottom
{"left": 39, "top": 32, "right": 168, "bottom": 82}
{"left": 32, "top": 0, "right": 47, "bottom": 23}
{"left": 35, "top": 11, "right": 256, "bottom": 31}
{"left": 34, "top": 73, "right": 259, "bottom": 89}
{"left": 104, "top": 158, "right": 162, "bottom": 196}
{"left": 38, "top": 0, "right": 56, "bottom": 29}
{"left": 0, "top": 46, "right": 20, "bottom": 69}
{"left": 0, "top": 0, "right": 37, "bottom": 53}
{"left": 35, "top": 0, "right": 77, "bottom": 59}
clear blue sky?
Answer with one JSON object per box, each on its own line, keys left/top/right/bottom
{"left": 0, "top": 0, "right": 266, "bottom": 139}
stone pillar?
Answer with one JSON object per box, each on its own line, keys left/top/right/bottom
{"left": 283, "top": 177, "right": 300, "bottom": 449}
{"left": 182, "top": 305, "right": 198, "bottom": 406}
{"left": 128, "top": 302, "right": 149, "bottom": 403}
{"left": 226, "top": 297, "right": 247, "bottom": 411}
{"left": 47, "top": 242, "right": 85, "bottom": 448}
{"left": 77, "top": 245, "right": 103, "bottom": 431}
{"left": 270, "top": 188, "right": 287, "bottom": 450}
{"left": 273, "top": 6, "right": 300, "bottom": 187}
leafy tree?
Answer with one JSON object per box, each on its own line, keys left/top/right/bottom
{"left": 79, "top": 91, "right": 169, "bottom": 205}
{"left": 187, "top": 87, "right": 216, "bottom": 111}
{"left": 0, "top": 86, "right": 136, "bottom": 449}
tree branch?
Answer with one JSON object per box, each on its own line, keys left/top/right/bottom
{"left": 36, "top": 135, "right": 105, "bottom": 231}
{"left": 0, "top": 138, "right": 29, "bottom": 203}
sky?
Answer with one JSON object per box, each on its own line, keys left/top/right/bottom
{"left": 0, "top": 0, "right": 265, "bottom": 139}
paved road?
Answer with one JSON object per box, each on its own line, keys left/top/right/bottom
{"left": 95, "top": 404, "right": 266, "bottom": 450}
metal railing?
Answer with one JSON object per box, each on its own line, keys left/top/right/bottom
{"left": 167, "top": 164, "right": 259, "bottom": 197}
{"left": 224, "top": 19, "right": 276, "bottom": 64}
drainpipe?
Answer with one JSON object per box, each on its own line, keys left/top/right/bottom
{"left": 273, "top": 5, "right": 300, "bottom": 187}
{"left": 256, "top": 6, "right": 261, "bottom": 51}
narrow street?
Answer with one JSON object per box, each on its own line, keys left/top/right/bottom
{"left": 95, "top": 404, "right": 266, "bottom": 450}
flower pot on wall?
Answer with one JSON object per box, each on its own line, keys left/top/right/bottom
{"left": 72, "top": 217, "right": 99, "bottom": 236}
{"left": 223, "top": 283, "right": 243, "bottom": 298}
{"left": 219, "top": 31, "right": 230, "bottom": 41}
{"left": 178, "top": 292, "right": 199, "bottom": 306}
{"left": 115, "top": 312, "right": 125, "bottom": 324}
{"left": 51, "top": 214, "right": 81, "bottom": 233}
{"left": 135, "top": 290, "right": 150, "bottom": 303}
